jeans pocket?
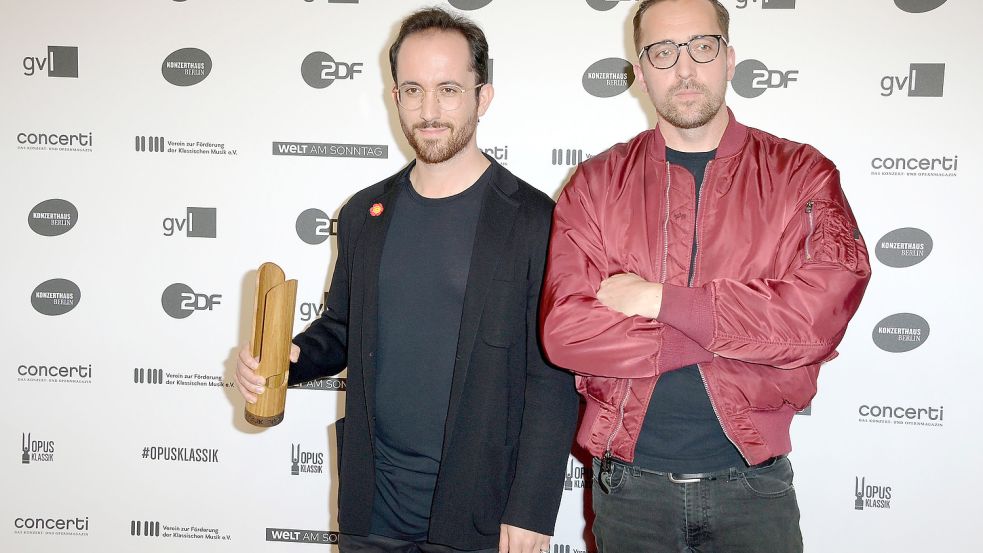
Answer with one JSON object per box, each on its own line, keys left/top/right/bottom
{"left": 594, "top": 460, "right": 628, "bottom": 495}
{"left": 740, "top": 457, "right": 795, "bottom": 498}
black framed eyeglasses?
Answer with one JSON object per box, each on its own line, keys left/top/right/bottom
{"left": 638, "top": 35, "right": 728, "bottom": 70}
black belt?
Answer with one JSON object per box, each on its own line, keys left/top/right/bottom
{"left": 662, "top": 455, "right": 784, "bottom": 483}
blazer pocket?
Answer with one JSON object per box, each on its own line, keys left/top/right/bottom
{"left": 480, "top": 279, "right": 525, "bottom": 347}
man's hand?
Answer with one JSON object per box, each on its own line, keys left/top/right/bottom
{"left": 499, "top": 524, "right": 550, "bottom": 553}
{"left": 596, "top": 273, "right": 663, "bottom": 319}
{"left": 234, "top": 342, "right": 300, "bottom": 403}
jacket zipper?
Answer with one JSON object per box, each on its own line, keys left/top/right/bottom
{"left": 600, "top": 379, "right": 633, "bottom": 473}
{"left": 698, "top": 364, "right": 750, "bottom": 464}
{"left": 603, "top": 161, "right": 673, "bottom": 470}
{"left": 689, "top": 160, "right": 749, "bottom": 463}
{"left": 688, "top": 161, "right": 712, "bottom": 286}
{"left": 660, "top": 162, "right": 672, "bottom": 283}
{"left": 804, "top": 200, "right": 815, "bottom": 260}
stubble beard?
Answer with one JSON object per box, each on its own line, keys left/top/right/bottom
{"left": 401, "top": 108, "right": 478, "bottom": 164}
{"left": 655, "top": 79, "right": 725, "bottom": 130}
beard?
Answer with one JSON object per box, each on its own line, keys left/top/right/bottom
{"left": 655, "top": 78, "right": 725, "bottom": 130}
{"left": 400, "top": 107, "right": 478, "bottom": 164}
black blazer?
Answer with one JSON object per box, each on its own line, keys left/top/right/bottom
{"left": 289, "top": 157, "right": 579, "bottom": 550}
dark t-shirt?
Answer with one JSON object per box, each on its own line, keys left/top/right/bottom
{"left": 370, "top": 167, "right": 489, "bottom": 541}
{"left": 632, "top": 147, "right": 746, "bottom": 473}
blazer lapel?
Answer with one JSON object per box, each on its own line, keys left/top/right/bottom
{"left": 442, "top": 164, "right": 520, "bottom": 451}
{"left": 354, "top": 167, "right": 407, "bottom": 439}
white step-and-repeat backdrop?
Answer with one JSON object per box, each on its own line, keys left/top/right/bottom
{"left": 2, "top": 0, "right": 981, "bottom": 551}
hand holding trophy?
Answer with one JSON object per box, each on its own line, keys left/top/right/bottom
{"left": 239, "top": 262, "right": 297, "bottom": 427}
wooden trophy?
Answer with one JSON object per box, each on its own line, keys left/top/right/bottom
{"left": 244, "top": 262, "right": 298, "bottom": 427}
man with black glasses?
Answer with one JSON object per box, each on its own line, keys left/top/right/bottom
{"left": 540, "top": 0, "right": 871, "bottom": 551}
{"left": 235, "top": 8, "right": 577, "bottom": 553}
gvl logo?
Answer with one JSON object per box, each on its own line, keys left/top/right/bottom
{"left": 448, "top": 0, "right": 494, "bottom": 9}
{"left": 161, "top": 283, "right": 221, "bottom": 319}
{"left": 552, "top": 149, "right": 591, "bottom": 166}
{"left": 300, "top": 292, "right": 330, "bottom": 321}
{"left": 854, "top": 477, "right": 891, "bottom": 510}
{"left": 267, "top": 528, "right": 340, "bottom": 544}
{"left": 586, "top": 0, "right": 635, "bottom": 11}
{"left": 134, "top": 368, "right": 165, "bottom": 385}
{"left": 895, "top": 0, "right": 947, "bottom": 13}
{"left": 881, "top": 63, "right": 945, "bottom": 97}
{"left": 583, "top": 58, "right": 634, "bottom": 97}
{"left": 21, "top": 433, "right": 55, "bottom": 464}
{"left": 875, "top": 228, "right": 932, "bottom": 268}
{"left": 23, "top": 46, "right": 78, "bottom": 77}
{"left": 32, "top": 279, "right": 81, "bottom": 316}
{"left": 732, "top": 59, "right": 798, "bottom": 98}
{"left": 301, "top": 52, "right": 362, "bottom": 89}
{"left": 131, "top": 521, "right": 161, "bottom": 537}
{"left": 872, "top": 313, "right": 929, "bottom": 353}
{"left": 273, "top": 141, "right": 387, "bottom": 159}
{"left": 296, "top": 209, "right": 336, "bottom": 245}
{"left": 163, "top": 207, "right": 217, "bottom": 238}
{"left": 162, "top": 48, "right": 211, "bottom": 86}
{"left": 736, "top": 0, "right": 795, "bottom": 9}
{"left": 29, "top": 199, "right": 78, "bottom": 237}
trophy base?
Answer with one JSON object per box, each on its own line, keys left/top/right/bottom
{"left": 245, "top": 409, "right": 284, "bottom": 427}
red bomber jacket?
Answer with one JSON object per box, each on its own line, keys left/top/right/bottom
{"left": 540, "top": 111, "right": 871, "bottom": 465}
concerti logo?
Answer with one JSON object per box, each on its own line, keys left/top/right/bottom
{"left": 895, "top": 0, "right": 947, "bottom": 13}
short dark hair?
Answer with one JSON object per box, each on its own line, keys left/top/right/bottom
{"left": 633, "top": 0, "right": 731, "bottom": 51}
{"left": 389, "top": 7, "right": 489, "bottom": 86}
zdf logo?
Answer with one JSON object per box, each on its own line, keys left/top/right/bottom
{"left": 161, "top": 283, "right": 221, "bottom": 319}
{"left": 301, "top": 52, "right": 362, "bottom": 89}
{"left": 296, "top": 208, "right": 337, "bottom": 245}
{"left": 731, "top": 59, "right": 798, "bottom": 98}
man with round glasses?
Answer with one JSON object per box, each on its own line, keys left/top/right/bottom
{"left": 540, "top": 0, "right": 871, "bottom": 551}
{"left": 235, "top": 7, "right": 577, "bottom": 553}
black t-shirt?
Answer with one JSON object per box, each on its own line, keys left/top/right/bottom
{"left": 632, "top": 147, "right": 746, "bottom": 473}
{"left": 370, "top": 167, "right": 489, "bottom": 541}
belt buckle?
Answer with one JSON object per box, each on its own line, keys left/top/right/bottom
{"left": 667, "top": 473, "right": 702, "bottom": 484}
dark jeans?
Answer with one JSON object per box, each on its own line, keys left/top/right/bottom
{"left": 339, "top": 533, "right": 498, "bottom": 553}
{"left": 592, "top": 456, "right": 803, "bottom": 553}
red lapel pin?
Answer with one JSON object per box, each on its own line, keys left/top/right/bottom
{"left": 369, "top": 203, "right": 384, "bottom": 217}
